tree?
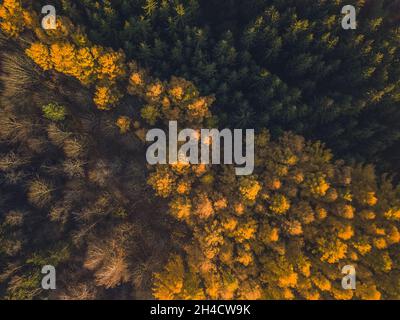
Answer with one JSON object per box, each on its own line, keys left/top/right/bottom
{"left": 153, "top": 254, "right": 186, "bottom": 300}
{"left": 27, "top": 179, "right": 54, "bottom": 208}
{"left": 42, "top": 103, "right": 67, "bottom": 121}
{"left": 84, "top": 239, "right": 130, "bottom": 289}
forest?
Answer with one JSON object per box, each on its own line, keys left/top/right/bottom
{"left": 0, "top": 0, "right": 400, "bottom": 300}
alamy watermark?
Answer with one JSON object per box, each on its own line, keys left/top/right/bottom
{"left": 146, "top": 121, "right": 254, "bottom": 176}
{"left": 341, "top": 5, "right": 357, "bottom": 30}
{"left": 41, "top": 265, "right": 56, "bottom": 290}
{"left": 341, "top": 265, "right": 356, "bottom": 290}
{"left": 39, "top": 3, "right": 357, "bottom": 31}
{"left": 41, "top": 5, "right": 57, "bottom": 30}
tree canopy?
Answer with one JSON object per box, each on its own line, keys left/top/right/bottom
{"left": 0, "top": 0, "right": 400, "bottom": 300}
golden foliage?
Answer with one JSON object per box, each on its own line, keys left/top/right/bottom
{"left": 338, "top": 225, "right": 354, "bottom": 240}
{"left": 97, "top": 51, "right": 126, "bottom": 82}
{"left": 25, "top": 43, "right": 52, "bottom": 70}
{"left": 318, "top": 238, "right": 347, "bottom": 264}
{"left": 26, "top": 34, "right": 126, "bottom": 109}
{"left": 148, "top": 167, "right": 176, "bottom": 198}
{"left": 116, "top": 116, "right": 131, "bottom": 134}
{"left": 278, "top": 272, "right": 298, "bottom": 288}
{"left": 129, "top": 72, "right": 143, "bottom": 86}
{"left": 169, "top": 197, "right": 192, "bottom": 220}
{"left": 146, "top": 82, "right": 164, "bottom": 100}
{"left": 194, "top": 193, "right": 214, "bottom": 219}
{"left": 285, "top": 220, "right": 303, "bottom": 236}
{"left": 311, "top": 274, "right": 331, "bottom": 291}
{"left": 50, "top": 42, "right": 77, "bottom": 75}
{"left": 93, "top": 86, "right": 121, "bottom": 110}
{"left": 0, "top": 0, "right": 26, "bottom": 37}
{"left": 306, "top": 174, "right": 330, "bottom": 196}
{"left": 153, "top": 255, "right": 185, "bottom": 300}
{"left": 176, "top": 181, "right": 191, "bottom": 194}
{"left": 269, "top": 194, "right": 290, "bottom": 214}
{"left": 239, "top": 178, "right": 262, "bottom": 201}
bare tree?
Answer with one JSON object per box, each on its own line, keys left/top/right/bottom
{"left": 27, "top": 178, "right": 54, "bottom": 208}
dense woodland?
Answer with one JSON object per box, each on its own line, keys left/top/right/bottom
{"left": 55, "top": 0, "right": 400, "bottom": 174}
{"left": 0, "top": 0, "right": 400, "bottom": 300}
